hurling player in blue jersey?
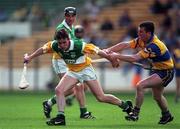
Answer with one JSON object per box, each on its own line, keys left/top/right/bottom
{"left": 173, "top": 42, "right": 180, "bottom": 103}
{"left": 105, "top": 21, "right": 174, "bottom": 124}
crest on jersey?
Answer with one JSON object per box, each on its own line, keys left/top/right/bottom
{"left": 70, "top": 52, "right": 76, "bottom": 58}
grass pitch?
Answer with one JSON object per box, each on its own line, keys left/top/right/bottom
{"left": 0, "top": 91, "right": 179, "bottom": 129}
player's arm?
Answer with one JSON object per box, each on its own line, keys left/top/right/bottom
{"left": 83, "top": 43, "right": 119, "bottom": 67}
{"left": 24, "top": 42, "right": 53, "bottom": 63}
{"left": 110, "top": 52, "right": 143, "bottom": 63}
{"left": 105, "top": 38, "right": 140, "bottom": 53}
{"left": 110, "top": 42, "right": 159, "bottom": 64}
{"left": 106, "top": 42, "right": 131, "bottom": 53}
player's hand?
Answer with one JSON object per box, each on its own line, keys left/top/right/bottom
{"left": 110, "top": 58, "right": 120, "bottom": 68}
{"left": 23, "top": 54, "right": 30, "bottom": 64}
{"left": 108, "top": 52, "right": 120, "bottom": 68}
{"left": 103, "top": 49, "right": 112, "bottom": 54}
{"left": 109, "top": 52, "right": 120, "bottom": 60}
{"left": 100, "top": 50, "right": 119, "bottom": 67}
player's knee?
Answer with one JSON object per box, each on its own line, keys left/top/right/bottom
{"left": 136, "top": 84, "right": 143, "bottom": 91}
{"left": 55, "top": 87, "right": 63, "bottom": 95}
{"left": 136, "top": 82, "right": 145, "bottom": 90}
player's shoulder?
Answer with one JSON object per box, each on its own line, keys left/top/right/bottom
{"left": 130, "top": 38, "right": 144, "bottom": 49}
{"left": 73, "top": 38, "right": 84, "bottom": 44}
{"left": 72, "top": 39, "right": 85, "bottom": 51}
{"left": 148, "top": 40, "right": 168, "bottom": 53}
{"left": 56, "top": 23, "right": 65, "bottom": 31}
{"left": 51, "top": 40, "right": 58, "bottom": 50}
{"left": 147, "top": 42, "right": 160, "bottom": 51}
{"left": 151, "top": 35, "right": 166, "bottom": 48}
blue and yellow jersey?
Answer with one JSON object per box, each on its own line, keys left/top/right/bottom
{"left": 130, "top": 38, "right": 145, "bottom": 49}
{"left": 130, "top": 35, "right": 174, "bottom": 70}
{"left": 173, "top": 48, "right": 180, "bottom": 69}
{"left": 42, "top": 40, "right": 100, "bottom": 72}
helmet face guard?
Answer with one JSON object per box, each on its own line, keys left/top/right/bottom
{"left": 75, "top": 25, "right": 84, "bottom": 39}
{"left": 64, "top": 7, "right": 76, "bottom": 16}
{"left": 75, "top": 25, "right": 84, "bottom": 33}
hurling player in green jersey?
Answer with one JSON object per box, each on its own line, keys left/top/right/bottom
{"left": 42, "top": 7, "right": 95, "bottom": 120}
{"left": 24, "top": 29, "right": 133, "bottom": 126}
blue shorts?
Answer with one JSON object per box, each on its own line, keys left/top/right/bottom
{"left": 175, "top": 68, "right": 180, "bottom": 77}
{"left": 150, "top": 69, "right": 174, "bottom": 87}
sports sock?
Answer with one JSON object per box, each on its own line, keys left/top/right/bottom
{"left": 80, "top": 107, "right": 87, "bottom": 115}
{"left": 119, "top": 101, "right": 128, "bottom": 109}
{"left": 133, "top": 106, "right": 140, "bottom": 115}
{"left": 119, "top": 101, "right": 132, "bottom": 114}
{"left": 57, "top": 111, "right": 65, "bottom": 116}
{"left": 47, "top": 95, "right": 56, "bottom": 106}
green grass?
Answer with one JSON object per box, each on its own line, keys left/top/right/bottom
{"left": 0, "top": 91, "right": 179, "bottom": 129}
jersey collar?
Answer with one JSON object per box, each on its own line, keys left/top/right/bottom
{"left": 147, "top": 34, "right": 154, "bottom": 44}
{"left": 62, "top": 20, "right": 74, "bottom": 31}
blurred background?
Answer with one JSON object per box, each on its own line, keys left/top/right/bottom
{"left": 0, "top": 0, "right": 179, "bottom": 92}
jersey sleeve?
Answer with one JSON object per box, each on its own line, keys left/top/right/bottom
{"left": 83, "top": 43, "right": 100, "bottom": 54}
{"left": 56, "top": 23, "right": 63, "bottom": 31}
{"left": 42, "top": 41, "right": 53, "bottom": 54}
{"left": 138, "top": 43, "right": 160, "bottom": 59}
{"left": 129, "top": 38, "right": 145, "bottom": 49}
{"left": 129, "top": 38, "right": 138, "bottom": 49}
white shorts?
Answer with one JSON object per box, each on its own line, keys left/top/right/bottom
{"left": 52, "top": 59, "right": 68, "bottom": 74}
{"left": 66, "top": 65, "right": 97, "bottom": 83}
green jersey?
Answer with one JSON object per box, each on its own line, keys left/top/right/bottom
{"left": 56, "top": 20, "right": 76, "bottom": 40}
{"left": 52, "top": 40, "right": 85, "bottom": 64}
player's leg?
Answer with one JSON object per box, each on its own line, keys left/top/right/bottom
{"left": 44, "top": 73, "right": 88, "bottom": 118}
{"left": 47, "top": 74, "right": 79, "bottom": 126}
{"left": 85, "top": 80, "right": 133, "bottom": 114}
{"left": 65, "top": 67, "right": 95, "bottom": 119}
{"left": 42, "top": 72, "right": 65, "bottom": 119}
{"left": 152, "top": 69, "right": 174, "bottom": 124}
{"left": 152, "top": 87, "right": 173, "bottom": 124}
{"left": 126, "top": 69, "right": 174, "bottom": 123}
{"left": 175, "top": 69, "right": 180, "bottom": 103}
{"left": 45, "top": 58, "right": 67, "bottom": 107}
{"left": 125, "top": 73, "right": 162, "bottom": 121}
{"left": 44, "top": 76, "right": 94, "bottom": 119}
{"left": 83, "top": 83, "right": 89, "bottom": 92}
{"left": 74, "top": 83, "right": 95, "bottom": 119}
{"left": 54, "top": 77, "right": 95, "bottom": 119}
{"left": 74, "top": 84, "right": 85, "bottom": 107}
{"left": 43, "top": 59, "right": 74, "bottom": 119}
{"left": 175, "top": 76, "right": 180, "bottom": 102}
